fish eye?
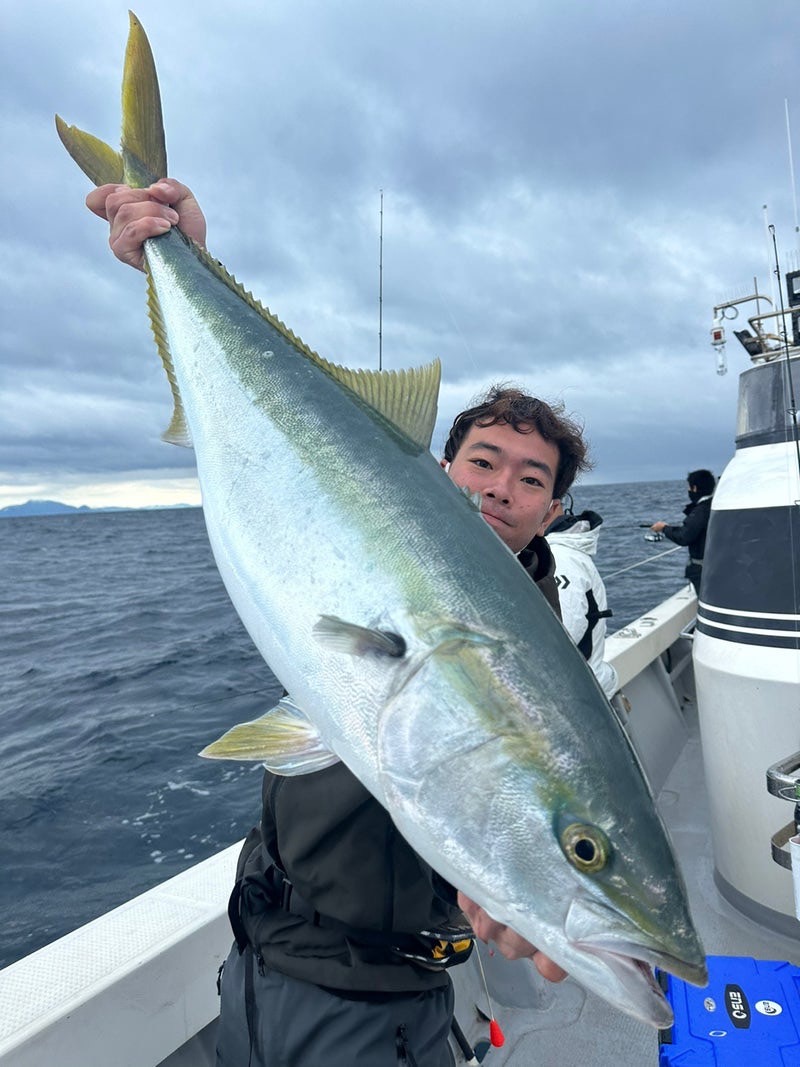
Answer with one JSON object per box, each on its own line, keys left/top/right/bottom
{"left": 559, "top": 822, "right": 610, "bottom": 873}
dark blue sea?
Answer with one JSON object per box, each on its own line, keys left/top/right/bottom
{"left": 0, "top": 481, "right": 688, "bottom": 969}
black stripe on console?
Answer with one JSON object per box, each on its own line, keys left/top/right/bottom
{"left": 702, "top": 505, "right": 800, "bottom": 615}
{"left": 695, "top": 618, "right": 800, "bottom": 650}
{"left": 698, "top": 606, "right": 800, "bottom": 632}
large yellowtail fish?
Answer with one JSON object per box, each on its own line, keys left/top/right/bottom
{"left": 56, "top": 13, "right": 706, "bottom": 1026}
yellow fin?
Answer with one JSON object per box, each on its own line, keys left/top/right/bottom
{"left": 184, "top": 241, "right": 442, "bottom": 449}
{"left": 120, "top": 11, "right": 167, "bottom": 186}
{"left": 55, "top": 13, "right": 166, "bottom": 190}
{"left": 199, "top": 696, "right": 340, "bottom": 775}
{"left": 146, "top": 271, "right": 191, "bottom": 446}
{"left": 324, "top": 360, "right": 442, "bottom": 451}
{"left": 56, "top": 13, "right": 440, "bottom": 451}
{"left": 54, "top": 116, "right": 124, "bottom": 186}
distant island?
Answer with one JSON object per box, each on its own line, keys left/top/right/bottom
{"left": 0, "top": 499, "right": 197, "bottom": 518}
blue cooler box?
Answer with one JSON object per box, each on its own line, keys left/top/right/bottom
{"left": 657, "top": 955, "right": 800, "bottom": 1065}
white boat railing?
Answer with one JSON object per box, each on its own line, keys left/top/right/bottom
{"left": 0, "top": 843, "right": 240, "bottom": 1067}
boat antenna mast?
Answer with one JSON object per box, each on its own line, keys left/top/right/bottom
{"left": 786, "top": 99, "right": 800, "bottom": 256}
{"left": 378, "top": 189, "right": 384, "bottom": 370}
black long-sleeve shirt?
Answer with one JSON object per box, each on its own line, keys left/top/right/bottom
{"left": 663, "top": 496, "right": 713, "bottom": 561}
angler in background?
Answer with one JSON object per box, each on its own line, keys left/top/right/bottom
{"left": 545, "top": 497, "right": 618, "bottom": 699}
{"left": 650, "top": 469, "right": 716, "bottom": 596}
{"left": 85, "top": 178, "right": 586, "bottom": 1066}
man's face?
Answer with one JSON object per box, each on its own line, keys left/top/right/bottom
{"left": 443, "top": 421, "right": 561, "bottom": 553}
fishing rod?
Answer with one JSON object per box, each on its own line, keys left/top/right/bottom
{"left": 767, "top": 223, "right": 800, "bottom": 640}
{"left": 768, "top": 223, "right": 800, "bottom": 484}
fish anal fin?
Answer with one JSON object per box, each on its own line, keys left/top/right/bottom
{"left": 199, "top": 696, "right": 340, "bottom": 776}
{"left": 146, "top": 270, "right": 192, "bottom": 446}
{"left": 57, "top": 14, "right": 439, "bottom": 455}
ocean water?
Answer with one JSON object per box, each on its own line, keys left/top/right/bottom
{"left": 0, "top": 480, "right": 689, "bottom": 968}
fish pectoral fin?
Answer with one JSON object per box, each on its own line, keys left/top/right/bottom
{"left": 313, "top": 615, "right": 407, "bottom": 658}
{"left": 199, "top": 696, "right": 340, "bottom": 775}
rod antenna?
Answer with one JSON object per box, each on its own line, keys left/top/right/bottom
{"left": 764, "top": 204, "right": 778, "bottom": 309}
{"left": 378, "top": 189, "right": 384, "bottom": 370}
{"left": 789, "top": 99, "right": 800, "bottom": 249}
{"left": 787, "top": 100, "right": 800, "bottom": 253}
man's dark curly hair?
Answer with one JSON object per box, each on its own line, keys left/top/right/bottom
{"left": 443, "top": 385, "right": 591, "bottom": 500}
{"left": 687, "top": 469, "right": 716, "bottom": 496}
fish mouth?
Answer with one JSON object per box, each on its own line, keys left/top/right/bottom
{"left": 576, "top": 939, "right": 707, "bottom": 1028}
{"left": 565, "top": 896, "right": 708, "bottom": 1028}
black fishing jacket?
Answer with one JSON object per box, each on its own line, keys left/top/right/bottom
{"left": 231, "top": 535, "right": 560, "bottom": 993}
{"left": 662, "top": 496, "right": 713, "bottom": 563}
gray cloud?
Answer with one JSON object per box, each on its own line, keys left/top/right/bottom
{"left": 1, "top": 0, "right": 797, "bottom": 504}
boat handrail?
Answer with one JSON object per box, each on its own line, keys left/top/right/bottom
{"left": 0, "top": 842, "right": 241, "bottom": 1067}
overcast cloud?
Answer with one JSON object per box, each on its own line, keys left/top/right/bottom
{"left": 2, "top": 0, "right": 798, "bottom": 507}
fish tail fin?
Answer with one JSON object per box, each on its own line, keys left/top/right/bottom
{"left": 54, "top": 116, "right": 124, "bottom": 186}
{"left": 55, "top": 12, "right": 166, "bottom": 189}
{"left": 56, "top": 14, "right": 189, "bottom": 447}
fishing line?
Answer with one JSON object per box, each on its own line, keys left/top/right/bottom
{"left": 187, "top": 687, "right": 276, "bottom": 711}
{"left": 602, "top": 544, "right": 682, "bottom": 580}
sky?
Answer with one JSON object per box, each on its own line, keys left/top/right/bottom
{"left": 2, "top": 0, "right": 799, "bottom": 509}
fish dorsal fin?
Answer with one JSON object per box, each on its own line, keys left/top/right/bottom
{"left": 185, "top": 239, "right": 441, "bottom": 449}
{"left": 458, "top": 484, "right": 483, "bottom": 512}
{"left": 324, "top": 360, "right": 442, "bottom": 451}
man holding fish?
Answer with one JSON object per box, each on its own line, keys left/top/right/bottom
{"left": 88, "top": 176, "right": 581, "bottom": 1066}
{"left": 60, "top": 14, "right": 707, "bottom": 1063}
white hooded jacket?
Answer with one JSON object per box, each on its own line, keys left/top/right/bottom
{"left": 546, "top": 515, "right": 619, "bottom": 699}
